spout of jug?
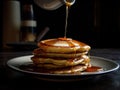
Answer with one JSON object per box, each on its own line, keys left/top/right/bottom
{"left": 34, "top": 0, "right": 75, "bottom": 10}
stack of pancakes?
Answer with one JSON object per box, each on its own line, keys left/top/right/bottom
{"left": 31, "top": 38, "right": 91, "bottom": 74}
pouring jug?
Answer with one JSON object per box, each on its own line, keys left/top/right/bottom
{"left": 34, "top": 0, "right": 75, "bottom": 10}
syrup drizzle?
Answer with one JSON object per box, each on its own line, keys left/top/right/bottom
{"left": 64, "top": 1, "right": 72, "bottom": 38}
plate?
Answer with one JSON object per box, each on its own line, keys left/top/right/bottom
{"left": 7, "top": 55, "right": 119, "bottom": 82}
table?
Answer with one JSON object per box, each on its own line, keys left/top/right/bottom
{"left": 0, "top": 49, "right": 120, "bottom": 90}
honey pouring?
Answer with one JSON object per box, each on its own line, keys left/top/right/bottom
{"left": 30, "top": 0, "right": 103, "bottom": 73}
{"left": 64, "top": 0, "right": 76, "bottom": 38}
{"left": 34, "top": 0, "right": 76, "bottom": 10}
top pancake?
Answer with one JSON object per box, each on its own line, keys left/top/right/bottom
{"left": 37, "top": 38, "right": 91, "bottom": 53}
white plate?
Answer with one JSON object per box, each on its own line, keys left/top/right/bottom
{"left": 7, "top": 55, "right": 119, "bottom": 82}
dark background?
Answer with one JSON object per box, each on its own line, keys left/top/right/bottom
{"left": 0, "top": 1, "right": 3, "bottom": 49}
{"left": 0, "top": 0, "right": 120, "bottom": 50}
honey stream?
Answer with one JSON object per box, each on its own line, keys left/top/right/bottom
{"left": 64, "top": 1, "right": 72, "bottom": 38}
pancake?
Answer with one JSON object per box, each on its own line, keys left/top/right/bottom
{"left": 33, "top": 48, "right": 88, "bottom": 58}
{"left": 37, "top": 38, "right": 91, "bottom": 53}
{"left": 31, "top": 55, "right": 90, "bottom": 68}
{"left": 33, "top": 64, "right": 89, "bottom": 74}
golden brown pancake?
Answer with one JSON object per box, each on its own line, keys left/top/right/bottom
{"left": 31, "top": 55, "right": 90, "bottom": 68}
{"left": 33, "top": 48, "right": 88, "bottom": 58}
{"left": 34, "top": 64, "right": 89, "bottom": 74}
{"left": 37, "top": 38, "right": 91, "bottom": 53}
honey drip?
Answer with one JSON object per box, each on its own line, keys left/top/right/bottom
{"left": 64, "top": 1, "right": 72, "bottom": 38}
